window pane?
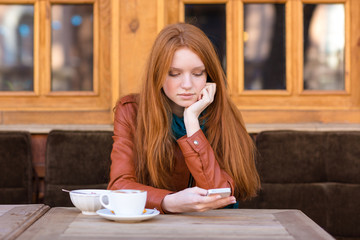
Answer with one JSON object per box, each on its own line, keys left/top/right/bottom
{"left": 303, "top": 4, "right": 345, "bottom": 90}
{"left": 0, "top": 5, "right": 34, "bottom": 91}
{"left": 244, "top": 4, "right": 286, "bottom": 90}
{"left": 185, "top": 4, "right": 226, "bottom": 72}
{"left": 51, "top": 4, "right": 93, "bottom": 91}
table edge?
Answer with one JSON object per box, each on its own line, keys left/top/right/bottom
{"left": 3, "top": 204, "right": 50, "bottom": 240}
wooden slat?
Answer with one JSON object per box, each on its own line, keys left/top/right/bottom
{"left": 157, "top": 0, "right": 165, "bottom": 32}
{"left": 302, "top": 0, "right": 346, "bottom": 3}
{"left": 181, "top": 0, "right": 228, "bottom": 3}
{"left": 118, "top": 0, "right": 159, "bottom": 96}
{"left": 245, "top": 122, "right": 360, "bottom": 133}
{"left": 63, "top": 213, "right": 291, "bottom": 239}
{"left": 274, "top": 211, "right": 334, "bottom": 240}
{"left": 16, "top": 208, "right": 334, "bottom": 240}
{"left": 2, "top": 110, "right": 111, "bottom": 124}
{"left": 40, "top": 0, "right": 50, "bottom": 96}
{"left": 0, "top": 0, "right": 35, "bottom": 3}
{"left": 242, "top": 0, "right": 287, "bottom": 3}
{"left": 16, "top": 208, "right": 80, "bottom": 240}
{"left": 49, "top": 0, "right": 96, "bottom": 3}
{"left": 241, "top": 109, "right": 360, "bottom": 123}
{"left": 164, "top": 0, "right": 179, "bottom": 24}
{"left": 111, "top": 0, "right": 121, "bottom": 115}
{"left": 0, "top": 205, "right": 50, "bottom": 240}
{"left": 350, "top": 0, "right": 360, "bottom": 107}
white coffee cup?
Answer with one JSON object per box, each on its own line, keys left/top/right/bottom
{"left": 100, "top": 190, "right": 147, "bottom": 216}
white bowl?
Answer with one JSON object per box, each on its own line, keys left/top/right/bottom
{"left": 69, "top": 189, "right": 109, "bottom": 215}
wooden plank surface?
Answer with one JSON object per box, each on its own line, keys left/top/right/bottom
{"left": 0, "top": 204, "right": 50, "bottom": 240}
{"left": 16, "top": 208, "right": 334, "bottom": 240}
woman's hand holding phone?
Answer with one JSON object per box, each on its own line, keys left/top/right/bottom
{"left": 161, "top": 187, "right": 236, "bottom": 213}
{"left": 184, "top": 83, "right": 216, "bottom": 137}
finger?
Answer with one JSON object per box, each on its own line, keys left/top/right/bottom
{"left": 205, "top": 196, "right": 236, "bottom": 209}
{"left": 199, "top": 87, "right": 210, "bottom": 102}
{"left": 217, "top": 196, "right": 236, "bottom": 205}
{"left": 206, "top": 83, "right": 216, "bottom": 91}
{"left": 195, "top": 196, "right": 235, "bottom": 212}
{"left": 208, "top": 84, "right": 216, "bottom": 100}
{"left": 203, "top": 83, "right": 215, "bottom": 102}
{"left": 191, "top": 187, "right": 208, "bottom": 196}
{"left": 205, "top": 195, "right": 236, "bottom": 204}
{"left": 199, "top": 83, "right": 215, "bottom": 102}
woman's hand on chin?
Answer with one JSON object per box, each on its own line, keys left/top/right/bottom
{"left": 184, "top": 83, "right": 216, "bottom": 137}
{"left": 161, "top": 186, "right": 236, "bottom": 213}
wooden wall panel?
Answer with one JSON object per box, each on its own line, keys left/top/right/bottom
{"left": 241, "top": 110, "right": 360, "bottom": 124}
{"left": 2, "top": 110, "right": 111, "bottom": 124}
{"left": 117, "top": 0, "right": 159, "bottom": 97}
{"left": 0, "top": 0, "right": 112, "bottom": 124}
{"left": 350, "top": 0, "right": 360, "bottom": 108}
{"left": 1, "top": 0, "right": 359, "bottom": 124}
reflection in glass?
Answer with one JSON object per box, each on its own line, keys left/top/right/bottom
{"left": 51, "top": 4, "right": 93, "bottom": 91}
{"left": 303, "top": 4, "right": 344, "bottom": 90}
{"left": 185, "top": 4, "right": 226, "bottom": 72}
{"left": 0, "top": 5, "right": 34, "bottom": 91}
{"left": 244, "top": 4, "right": 286, "bottom": 90}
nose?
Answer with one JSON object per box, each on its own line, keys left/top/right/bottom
{"left": 180, "top": 73, "right": 192, "bottom": 90}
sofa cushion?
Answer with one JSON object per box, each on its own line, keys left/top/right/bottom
{"left": 247, "top": 130, "right": 360, "bottom": 240}
{"left": 240, "top": 183, "right": 328, "bottom": 229}
{"left": 0, "top": 131, "right": 33, "bottom": 203}
{"left": 325, "top": 183, "right": 360, "bottom": 238}
{"left": 255, "top": 130, "right": 327, "bottom": 183}
{"left": 44, "top": 130, "right": 113, "bottom": 207}
{"left": 325, "top": 132, "right": 360, "bottom": 183}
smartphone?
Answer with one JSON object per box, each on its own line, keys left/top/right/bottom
{"left": 206, "top": 188, "right": 231, "bottom": 198}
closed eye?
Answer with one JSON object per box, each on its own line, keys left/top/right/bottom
{"left": 168, "top": 71, "right": 180, "bottom": 77}
{"left": 193, "top": 70, "right": 206, "bottom": 77}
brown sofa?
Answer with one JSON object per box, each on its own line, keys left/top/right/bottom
{"left": 41, "top": 129, "right": 359, "bottom": 239}
{"left": 0, "top": 131, "right": 33, "bottom": 204}
{"left": 44, "top": 130, "right": 113, "bottom": 207}
{"left": 241, "top": 130, "right": 360, "bottom": 240}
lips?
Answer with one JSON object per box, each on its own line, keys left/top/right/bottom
{"left": 178, "top": 93, "right": 195, "bottom": 100}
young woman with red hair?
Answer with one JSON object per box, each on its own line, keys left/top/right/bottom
{"left": 108, "top": 23, "right": 260, "bottom": 213}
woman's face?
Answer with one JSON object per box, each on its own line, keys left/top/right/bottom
{"left": 163, "top": 47, "right": 207, "bottom": 115}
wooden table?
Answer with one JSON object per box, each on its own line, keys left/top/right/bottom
{"left": 16, "top": 208, "right": 334, "bottom": 240}
{"left": 0, "top": 204, "right": 50, "bottom": 240}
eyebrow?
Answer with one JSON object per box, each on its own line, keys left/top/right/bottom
{"left": 169, "top": 66, "right": 205, "bottom": 71}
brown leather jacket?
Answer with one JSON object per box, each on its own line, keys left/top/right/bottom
{"left": 108, "top": 94, "right": 234, "bottom": 213}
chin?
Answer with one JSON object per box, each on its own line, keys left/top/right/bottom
{"left": 177, "top": 101, "right": 196, "bottom": 108}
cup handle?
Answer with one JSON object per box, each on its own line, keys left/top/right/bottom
{"left": 100, "top": 194, "right": 111, "bottom": 209}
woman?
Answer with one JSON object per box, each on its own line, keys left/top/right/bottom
{"left": 108, "top": 23, "right": 260, "bottom": 213}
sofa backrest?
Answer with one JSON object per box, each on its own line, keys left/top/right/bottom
{"left": 0, "top": 131, "right": 33, "bottom": 204}
{"left": 240, "top": 130, "right": 360, "bottom": 239}
{"left": 44, "top": 130, "right": 113, "bottom": 207}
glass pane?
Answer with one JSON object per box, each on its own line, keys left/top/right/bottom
{"left": 51, "top": 4, "right": 93, "bottom": 91}
{"left": 0, "top": 5, "right": 34, "bottom": 91}
{"left": 303, "top": 4, "right": 344, "bottom": 90}
{"left": 244, "top": 4, "right": 286, "bottom": 90}
{"left": 185, "top": 4, "right": 226, "bottom": 72}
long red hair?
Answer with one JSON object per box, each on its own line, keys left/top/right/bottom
{"left": 135, "top": 23, "right": 260, "bottom": 200}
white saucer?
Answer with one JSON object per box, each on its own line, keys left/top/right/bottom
{"left": 96, "top": 208, "right": 160, "bottom": 222}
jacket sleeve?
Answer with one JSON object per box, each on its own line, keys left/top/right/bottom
{"left": 107, "top": 100, "right": 172, "bottom": 213}
{"left": 177, "top": 130, "right": 235, "bottom": 195}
